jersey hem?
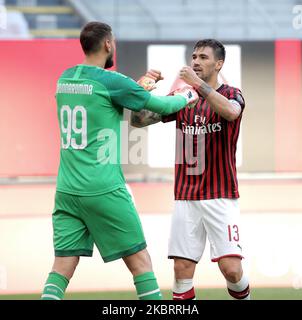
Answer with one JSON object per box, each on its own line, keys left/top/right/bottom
{"left": 56, "top": 184, "right": 125, "bottom": 197}
{"left": 211, "top": 254, "right": 244, "bottom": 262}
{"left": 174, "top": 193, "right": 240, "bottom": 200}
{"left": 168, "top": 255, "right": 199, "bottom": 264}
{"left": 103, "top": 242, "right": 147, "bottom": 263}
{"left": 55, "top": 249, "right": 93, "bottom": 257}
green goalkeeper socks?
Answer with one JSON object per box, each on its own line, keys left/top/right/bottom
{"left": 41, "top": 272, "right": 69, "bottom": 300}
{"left": 134, "top": 272, "right": 162, "bottom": 300}
{"left": 41, "top": 271, "right": 161, "bottom": 300}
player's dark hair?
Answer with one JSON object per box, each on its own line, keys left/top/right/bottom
{"left": 194, "top": 39, "right": 226, "bottom": 61}
{"left": 80, "top": 22, "right": 112, "bottom": 55}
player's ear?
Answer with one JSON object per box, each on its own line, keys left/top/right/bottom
{"left": 104, "top": 38, "right": 111, "bottom": 53}
{"left": 215, "top": 60, "right": 224, "bottom": 72}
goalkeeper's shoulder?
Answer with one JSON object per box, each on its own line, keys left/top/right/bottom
{"left": 107, "top": 70, "right": 139, "bottom": 83}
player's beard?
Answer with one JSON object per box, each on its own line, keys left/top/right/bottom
{"left": 194, "top": 69, "right": 209, "bottom": 82}
{"left": 194, "top": 65, "right": 215, "bottom": 83}
{"left": 200, "top": 70, "right": 214, "bottom": 84}
{"left": 104, "top": 51, "right": 114, "bottom": 69}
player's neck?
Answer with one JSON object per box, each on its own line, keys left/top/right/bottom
{"left": 82, "top": 55, "right": 106, "bottom": 69}
{"left": 206, "top": 76, "right": 220, "bottom": 90}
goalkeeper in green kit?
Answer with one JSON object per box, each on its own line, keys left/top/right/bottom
{"left": 41, "top": 21, "right": 198, "bottom": 300}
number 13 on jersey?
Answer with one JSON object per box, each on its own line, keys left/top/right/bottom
{"left": 60, "top": 105, "right": 87, "bottom": 149}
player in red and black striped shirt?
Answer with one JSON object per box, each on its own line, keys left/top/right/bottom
{"left": 163, "top": 83, "right": 243, "bottom": 201}
{"left": 131, "top": 39, "right": 250, "bottom": 300}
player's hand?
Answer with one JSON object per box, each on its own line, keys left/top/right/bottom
{"left": 137, "top": 76, "right": 156, "bottom": 91}
{"left": 179, "top": 66, "right": 201, "bottom": 88}
{"left": 137, "top": 69, "right": 164, "bottom": 91}
{"left": 174, "top": 86, "right": 199, "bottom": 108}
{"left": 145, "top": 69, "right": 164, "bottom": 82}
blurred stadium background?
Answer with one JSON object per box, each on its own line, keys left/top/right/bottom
{"left": 1, "top": 0, "right": 302, "bottom": 300}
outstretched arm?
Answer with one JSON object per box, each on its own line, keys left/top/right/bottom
{"left": 131, "top": 86, "right": 198, "bottom": 127}
{"left": 131, "top": 69, "right": 198, "bottom": 127}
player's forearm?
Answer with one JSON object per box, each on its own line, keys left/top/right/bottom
{"left": 131, "top": 89, "right": 195, "bottom": 127}
{"left": 195, "top": 81, "right": 240, "bottom": 121}
{"left": 144, "top": 95, "right": 187, "bottom": 116}
{"left": 130, "top": 110, "right": 161, "bottom": 128}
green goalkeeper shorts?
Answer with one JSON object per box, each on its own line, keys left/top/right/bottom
{"left": 52, "top": 187, "right": 147, "bottom": 262}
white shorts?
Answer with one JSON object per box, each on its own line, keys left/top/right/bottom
{"left": 168, "top": 199, "right": 244, "bottom": 263}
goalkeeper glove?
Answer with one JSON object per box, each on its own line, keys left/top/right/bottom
{"left": 137, "top": 75, "right": 156, "bottom": 91}
{"left": 137, "top": 70, "right": 163, "bottom": 91}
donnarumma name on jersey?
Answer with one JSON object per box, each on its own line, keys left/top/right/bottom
{"left": 56, "top": 83, "right": 93, "bottom": 95}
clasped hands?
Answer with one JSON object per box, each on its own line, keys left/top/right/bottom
{"left": 137, "top": 67, "right": 199, "bottom": 107}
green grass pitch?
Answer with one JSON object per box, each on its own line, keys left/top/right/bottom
{"left": 0, "top": 288, "right": 301, "bottom": 300}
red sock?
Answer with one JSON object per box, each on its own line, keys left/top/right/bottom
{"left": 173, "top": 287, "right": 196, "bottom": 300}
{"left": 228, "top": 285, "right": 250, "bottom": 299}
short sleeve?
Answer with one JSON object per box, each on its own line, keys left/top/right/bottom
{"left": 228, "top": 87, "right": 245, "bottom": 111}
{"left": 106, "top": 72, "right": 151, "bottom": 111}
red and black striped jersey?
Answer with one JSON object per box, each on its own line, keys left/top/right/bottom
{"left": 162, "top": 84, "right": 245, "bottom": 200}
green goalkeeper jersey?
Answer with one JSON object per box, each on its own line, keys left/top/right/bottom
{"left": 55, "top": 64, "right": 151, "bottom": 196}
